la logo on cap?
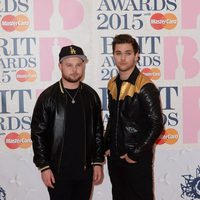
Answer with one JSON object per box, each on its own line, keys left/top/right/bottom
{"left": 70, "top": 46, "right": 76, "bottom": 55}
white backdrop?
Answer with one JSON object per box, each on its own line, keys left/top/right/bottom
{"left": 0, "top": 0, "right": 200, "bottom": 200}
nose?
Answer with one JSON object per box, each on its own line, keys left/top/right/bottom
{"left": 121, "top": 53, "right": 126, "bottom": 61}
{"left": 72, "top": 65, "right": 78, "bottom": 72}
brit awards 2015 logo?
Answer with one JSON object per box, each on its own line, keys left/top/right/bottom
{"left": 0, "top": 186, "right": 6, "bottom": 200}
{"left": 181, "top": 166, "right": 200, "bottom": 200}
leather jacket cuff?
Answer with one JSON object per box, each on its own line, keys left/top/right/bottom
{"left": 40, "top": 165, "right": 50, "bottom": 172}
{"left": 92, "top": 162, "right": 104, "bottom": 166}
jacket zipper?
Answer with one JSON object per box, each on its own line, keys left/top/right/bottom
{"left": 80, "top": 93, "right": 87, "bottom": 170}
{"left": 57, "top": 95, "right": 67, "bottom": 175}
{"left": 115, "top": 90, "right": 121, "bottom": 155}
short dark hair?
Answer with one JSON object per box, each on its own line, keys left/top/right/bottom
{"left": 112, "top": 34, "right": 140, "bottom": 54}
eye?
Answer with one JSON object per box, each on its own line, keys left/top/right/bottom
{"left": 115, "top": 51, "right": 121, "bottom": 56}
{"left": 65, "top": 63, "right": 73, "bottom": 67}
{"left": 76, "top": 63, "right": 83, "bottom": 67}
{"left": 125, "top": 51, "right": 132, "bottom": 55}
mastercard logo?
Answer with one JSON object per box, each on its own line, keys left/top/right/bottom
{"left": 5, "top": 132, "right": 32, "bottom": 149}
{"left": 141, "top": 67, "right": 161, "bottom": 80}
{"left": 156, "top": 128, "right": 179, "bottom": 145}
{"left": 1, "top": 14, "right": 30, "bottom": 32}
{"left": 16, "top": 69, "right": 37, "bottom": 82}
{"left": 150, "top": 13, "right": 177, "bottom": 30}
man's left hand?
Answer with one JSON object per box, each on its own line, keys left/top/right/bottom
{"left": 120, "top": 154, "right": 136, "bottom": 164}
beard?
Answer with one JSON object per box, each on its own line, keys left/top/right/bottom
{"left": 62, "top": 73, "right": 82, "bottom": 83}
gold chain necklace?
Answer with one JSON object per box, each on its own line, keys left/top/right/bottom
{"left": 65, "top": 87, "right": 79, "bottom": 104}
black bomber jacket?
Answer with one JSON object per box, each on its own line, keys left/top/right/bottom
{"left": 31, "top": 80, "right": 104, "bottom": 175}
{"left": 104, "top": 67, "right": 164, "bottom": 162}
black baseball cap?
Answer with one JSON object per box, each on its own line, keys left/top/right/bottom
{"left": 59, "top": 45, "right": 88, "bottom": 63}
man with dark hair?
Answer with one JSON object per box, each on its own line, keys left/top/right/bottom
{"left": 104, "top": 34, "right": 163, "bottom": 200}
{"left": 31, "top": 45, "right": 104, "bottom": 200}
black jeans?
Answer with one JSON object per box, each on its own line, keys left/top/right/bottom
{"left": 48, "top": 168, "right": 93, "bottom": 200}
{"left": 107, "top": 156, "right": 154, "bottom": 200}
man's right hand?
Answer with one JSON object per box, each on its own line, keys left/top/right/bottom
{"left": 41, "top": 169, "right": 55, "bottom": 188}
{"left": 105, "top": 149, "right": 110, "bottom": 157}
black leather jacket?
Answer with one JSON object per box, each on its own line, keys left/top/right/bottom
{"left": 31, "top": 80, "right": 104, "bottom": 175}
{"left": 104, "top": 67, "right": 163, "bottom": 162}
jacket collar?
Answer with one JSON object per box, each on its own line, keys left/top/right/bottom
{"left": 116, "top": 66, "right": 140, "bottom": 85}
{"left": 59, "top": 79, "right": 65, "bottom": 94}
{"left": 59, "top": 79, "right": 83, "bottom": 94}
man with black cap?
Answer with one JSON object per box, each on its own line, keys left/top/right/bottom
{"left": 31, "top": 45, "right": 104, "bottom": 200}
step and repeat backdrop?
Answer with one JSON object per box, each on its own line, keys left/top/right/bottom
{"left": 0, "top": 0, "right": 200, "bottom": 199}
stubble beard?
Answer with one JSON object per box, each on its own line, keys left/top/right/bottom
{"left": 63, "top": 74, "right": 82, "bottom": 83}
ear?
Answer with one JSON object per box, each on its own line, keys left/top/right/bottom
{"left": 135, "top": 52, "right": 140, "bottom": 62}
{"left": 58, "top": 63, "right": 62, "bottom": 70}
